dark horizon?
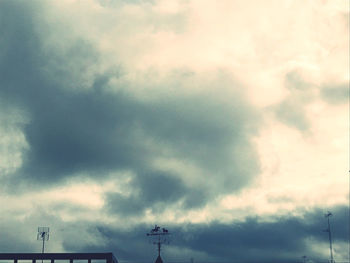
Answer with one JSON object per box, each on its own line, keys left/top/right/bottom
{"left": 0, "top": 253, "right": 349, "bottom": 263}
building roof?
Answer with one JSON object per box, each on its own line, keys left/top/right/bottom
{"left": 0, "top": 253, "right": 118, "bottom": 263}
{"left": 155, "top": 255, "right": 163, "bottom": 263}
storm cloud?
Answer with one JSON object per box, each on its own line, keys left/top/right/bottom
{"left": 59, "top": 205, "right": 349, "bottom": 262}
{"left": 0, "top": 0, "right": 259, "bottom": 211}
{"left": 0, "top": 0, "right": 348, "bottom": 262}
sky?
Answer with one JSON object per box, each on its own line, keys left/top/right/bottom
{"left": 0, "top": 0, "right": 349, "bottom": 262}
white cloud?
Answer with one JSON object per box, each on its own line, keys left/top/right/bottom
{"left": 0, "top": 105, "right": 28, "bottom": 176}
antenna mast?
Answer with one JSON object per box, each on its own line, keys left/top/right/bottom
{"left": 37, "top": 227, "right": 50, "bottom": 254}
{"left": 324, "top": 212, "right": 334, "bottom": 263}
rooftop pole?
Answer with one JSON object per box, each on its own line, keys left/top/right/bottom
{"left": 146, "top": 225, "right": 170, "bottom": 263}
{"left": 157, "top": 235, "right": 161, "bottom": 257}
{"left": 324, "top": 212, "right": 334, "bottom": 263}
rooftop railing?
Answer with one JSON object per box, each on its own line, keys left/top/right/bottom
{"left": 0, "top": 253, "right": 118, "bottom": 263}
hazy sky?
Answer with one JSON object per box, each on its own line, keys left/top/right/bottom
{"left": 0, "top": 0, "right": 348, "bottom": 262}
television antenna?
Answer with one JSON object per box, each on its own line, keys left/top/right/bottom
{"left": 37, "top": 227, "right": 50, "bottom": 254}
{"left": 323, "top": 212, "right": 334, "bottom": 263}
{"left": 146, "top": 225, "right": 170, "bottom": 263}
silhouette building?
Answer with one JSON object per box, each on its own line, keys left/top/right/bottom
{"left": 0, "top": 253, "right": 118, "bottom": 263}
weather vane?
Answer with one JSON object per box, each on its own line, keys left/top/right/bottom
{"left": 146, "top": 225, "right": 171, "bottom": 263}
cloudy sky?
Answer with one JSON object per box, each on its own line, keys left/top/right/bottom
{"left": 0, "top": 0, "right": 349, "bottom": 262}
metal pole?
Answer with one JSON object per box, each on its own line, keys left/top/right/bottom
{"left": 158, "top": 235, "right": 161, "bottom": 257}
{"left": 42, "top": 234, "right": 45, "bottom": 263}
{"left": 327, "top": 216, "right": 334, "bottom": 263}
{"left": 42, "top": 237, "right": 45, "bottom": 253}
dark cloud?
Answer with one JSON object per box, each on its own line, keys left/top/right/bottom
{"left": 272, "top": 71, "right": 313, "bottom": 131}
{"left": 285, "top": 71, "right": 311, "bottom": 91}
{"left": 274, "top": 101, "right": 310, "bottom": 131}
{"left": 173, "top": 206, "right": 348, "bottom": 262}
{"left": 106, "top": 170, "right": 208, "bottom": 216}
{"left": 320, "top": 83, "right": 349, "bottom": 104}
{"left": 0, "top": 222, "right": 37, "bottom": 253}
{"left": 273, "top": 71, "right": 349, "bottom": 131}
{"left": 0, "top": 205, "right": 348, "bottom": 261}
{"left": 59, "top": 205, "right": 349, "bottom": 262}
{"left": 0, "top": 207, "right": 66, "bottom": 254}
{"left": 0, "top": 0, "right": 260, "bottom": 215}
{"left": 106, "top": 171, "right": 188, "bottom": 216}
{"left": 0, "top": 1, "right": 348, "bottom": 262}
{"left": 62, "top": 223, "right": 154, "bottom": 260}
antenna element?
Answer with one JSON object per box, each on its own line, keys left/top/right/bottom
{"left": 37, "top": 227, "right": 50, "bottom": 254}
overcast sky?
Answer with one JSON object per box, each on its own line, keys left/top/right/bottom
{"left": 0, "top": 0, "right": 349, "bottom": 262}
